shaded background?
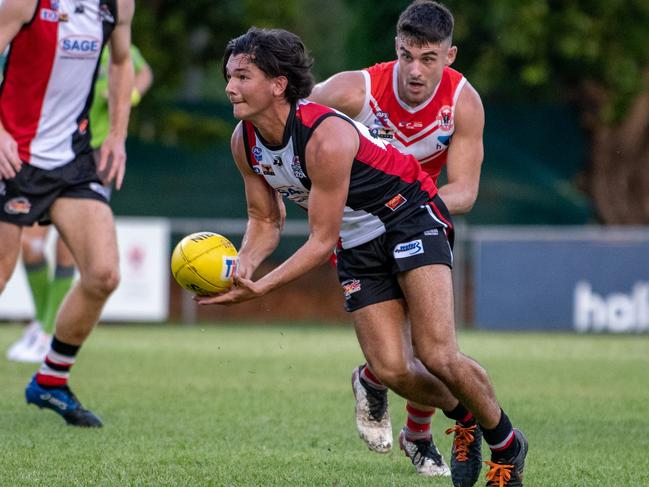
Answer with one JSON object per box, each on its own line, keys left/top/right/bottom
{"left": 121, "top": 0, "right": 649, "bottom": 227}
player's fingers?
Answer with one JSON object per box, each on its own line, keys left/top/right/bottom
{"left": 107, "top": 152, "right": 125, "bottom": 188}
{"left": 97, "top": 146, "right": 109, "bottom": 172}
{"left": 8, "top": 141, "right": 21, "bottom": 172}
{"left": 114, "top": 157, "right": 126, "bottom": 190}
{"left": 0, "top": 153, "right": 16, "bottom": 179}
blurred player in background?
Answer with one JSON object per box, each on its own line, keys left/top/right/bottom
{"left": 0, "top": 0, "right": 135, "bottom": 427}
{"left": 206, "top": 26, "right": 528, "bottom": 487}
{"left": 309, "top": 1, "right": 486, "bottom": 483}
{"left": 5, "top": 43, "right": 151, "bottom": 363}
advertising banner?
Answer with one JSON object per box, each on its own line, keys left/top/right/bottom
{"left": 473, "top": 227, "right": 649, "bottom": 332}
{"left": 0, "top": 218, "right": 170, "bottom": 322}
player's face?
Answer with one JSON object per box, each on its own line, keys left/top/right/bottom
{"left": 395, "top": 37, "right": 457, "bottom": 107}
{"left": 225, "top": 54, "right": 275, "bottom": 120}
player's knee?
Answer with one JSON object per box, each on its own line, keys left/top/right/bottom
{"left": 371, "top": 360, "right": 412, "bottom": 390}
{"left": 419, "top": 350, "right": 461, "bottom": 383}
{"left": 81, "top": 266, "right": 120, "bottom": 298}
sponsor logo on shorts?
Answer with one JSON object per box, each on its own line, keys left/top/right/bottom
{"left": 89, "top": 182, "right": 111, "bottom": 200}
{"left": 221, "top": 256, "right": 238, "bottom": 280}
{"left": 393, "top": 239, "right": 424, "bottom": 258}
{"left": 424, "top": 229, "right": 439, "bottom": 236}
{"left": 341, "top": 279, "right": 361, "bottom": 299}
{"left": 385, "top": 194, "right": 407, "bottom": 211}
{"left": 4, "top": 197, "right": 31, "bottom": 215}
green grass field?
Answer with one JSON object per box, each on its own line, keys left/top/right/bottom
{"left": 1, "top": 323, "right": 648, "bottom": 486}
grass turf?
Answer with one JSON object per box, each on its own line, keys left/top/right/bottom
{"left": 0, "top": 323, "right": 648, "bottom": 486}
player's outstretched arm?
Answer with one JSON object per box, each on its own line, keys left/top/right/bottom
{"left": 98, "top": 0, "right": 135, "bottom": 190}
{"left": 0, "top": 0, "right": 37, "bottom": 179}
{"left": 230, "top": 122, "right": 284, "bottom": 281}
{"left": 197, "top": 117, "right": 357, "bottom": 306}
{"left": 437, "top": 81, "right": 484, "bottom": 215}
{"left": 309, "top": 70, "right": 366, "bottom": 118}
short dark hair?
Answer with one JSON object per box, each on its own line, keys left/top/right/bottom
{"left": 222, "top": 27, "right": 315, "bottom": 104}
{"left": 397, "top": 0, "right": 454, "bottom": 46}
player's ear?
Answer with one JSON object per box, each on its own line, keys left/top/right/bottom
{"left": 272, "top": 76, "right": 289, "bottom": 98}
{"left": 446, "top": 45, "right": 458, "bottom": 66}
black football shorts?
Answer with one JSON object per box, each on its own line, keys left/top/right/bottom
{"left": 336, "top": 194, "right": 454, "bottom": 312}
{"left": 0, "top": 152, "right": 110, "bottom": 226}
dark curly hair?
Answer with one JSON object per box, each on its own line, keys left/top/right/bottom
{"left": 222, "top": 27, "right": 315, "bottom": 104}
{"left": 397, "top": 0, "right": 454, "bottom": 46}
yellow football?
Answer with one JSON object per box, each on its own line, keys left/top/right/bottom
{"left": 170, "top": 232, "right": 239, "bottom": 295}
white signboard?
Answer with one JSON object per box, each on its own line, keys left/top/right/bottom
{"left": 0, "top": 217, "right": 170, "bottom": 322}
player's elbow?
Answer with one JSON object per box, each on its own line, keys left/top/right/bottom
{"left": 309, "top": 235, "right": 339, "bottom": 264}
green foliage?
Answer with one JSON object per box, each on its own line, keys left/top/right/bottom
{"left": 1, "top": 325, "right": 649, "bottom": 485}
{"left": 343, "top": 0, "right": 649, "bottom": 123}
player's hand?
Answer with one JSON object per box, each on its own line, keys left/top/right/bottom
{"left": 97, "top": 133, "right": 127, "bottom": 190}
{"left": 194, "top": 275, "right": 264, "bottom": 306}
{"left": 0, "top": 130, "right": 22, "bottom": 179}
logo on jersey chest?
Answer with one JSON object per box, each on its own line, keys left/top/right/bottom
{"left": 385, "top": 194, "right": 407, "bottom": 211}
{"left": 436, "top": 105, "right": 454, "bottom": 131}
{"left": 291, "top": 156, "right": 305, "bottom": 179}
{"left": 98, "top": 4, "right": 115, "bottom": 23}
{"left": 40, "top": 8, "right": 59, "bottom": 22}
{"left": 398, "top": 120, "right": 424, "bottom": 130}
{"left": 370, "top": 110, "right": 395, "bottom": 141}
{"left": 60, "top": 35, "right": 101, "bottom": 58}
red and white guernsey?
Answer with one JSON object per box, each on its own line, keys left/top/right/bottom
{"left": 0, "top": 0, "right": 117, "bottom": 169}
{"left": 355, "top": 61, "right": 466, "bottom": 184}
{"left": 241, "top": 100, "right": 442, "bottom": 249}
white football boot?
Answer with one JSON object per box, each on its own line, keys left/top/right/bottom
{"left": 351, "top": 366, "right": 393, "bottom": 453}
{"left": 14, "top": 330, "right": 51, "bottom": 363}
{"left": 398, "top": 428, "right": 451, "bottom": 477}
{"left": 7, "top": 321, "right": 42, "bottom": 361}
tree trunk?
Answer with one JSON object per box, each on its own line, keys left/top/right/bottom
{"left": 581, "top": 77, "right": 649, "bottom": 224}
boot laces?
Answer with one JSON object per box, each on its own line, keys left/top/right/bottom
{"left": 445, "top": 423, "right": 477, "bottom": 462}
{"left": 485, "top": 461, "right": 513, "bottom": 487}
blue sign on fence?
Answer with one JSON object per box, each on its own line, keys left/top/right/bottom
{"left": 472, "top": 228, "right": 649, "bottom": 332}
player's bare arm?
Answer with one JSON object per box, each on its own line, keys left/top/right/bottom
{"left": 197, "top": 116, "right": 356, "bottom": 306}
{"left": 437, "top": 81, "right": 484, "bottom": 214}
{"left": 230, "top": 122, "right": 284, "bottom": 280}
{"left": 309, "top": 71, "right": 366, "bottom": 119}
{"left": 0, "top": 0, "right": 37, "bottom": 179}
{"left": 97, "top": 0, "right": 135, "bottom": 190}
